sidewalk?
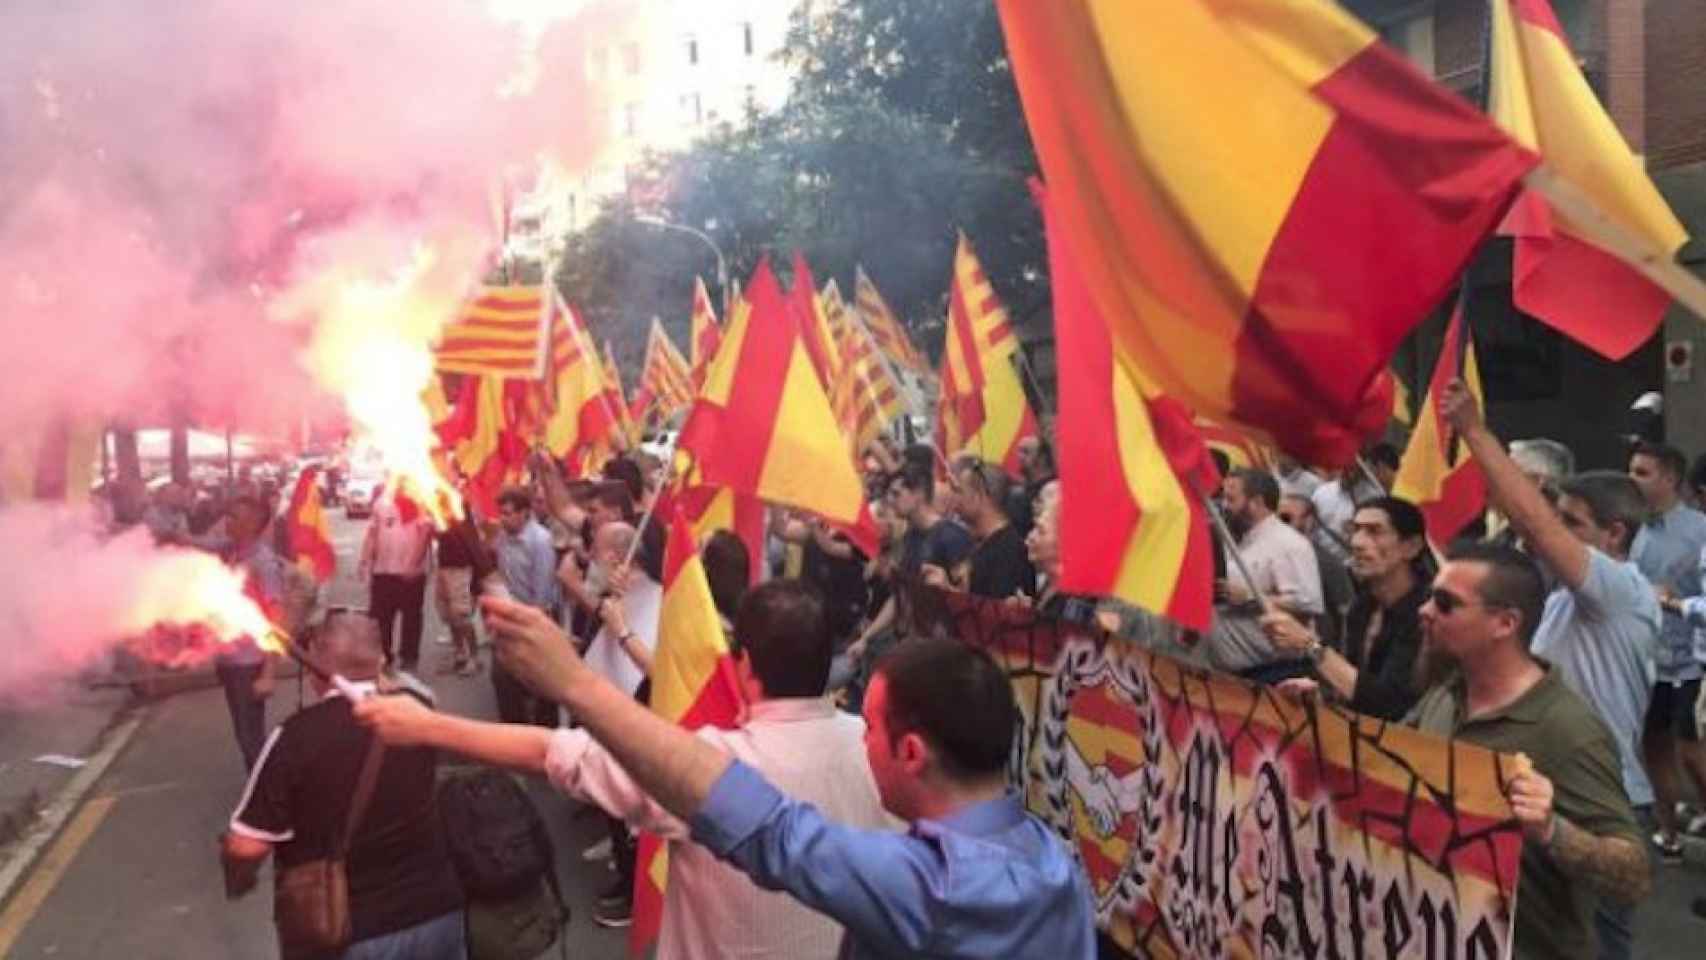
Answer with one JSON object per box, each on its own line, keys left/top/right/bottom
{"left": 0, "top": 675, "right": 134, "bottom": 853}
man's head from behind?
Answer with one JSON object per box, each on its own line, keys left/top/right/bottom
{"left": 863, "top": 639, "right": 1016, "bottom": 821}
{"left": 1417, "top": 543, "right": 1545, "bottom": 687}
{"left": 732, "top": 579, "right": 832, "bottom": 702}
{"left": 312, "top": 610, "right": 386, "bottom": 692}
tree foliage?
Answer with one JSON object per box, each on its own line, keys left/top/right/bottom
{"left": 555, "top": 0, "right": 1044, "bottom": 372}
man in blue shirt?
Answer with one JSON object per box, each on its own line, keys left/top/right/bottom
{"left": 491, "top": 486, "right": 560, "bottom": 727}
{"left": 1629, "top": 442, "right": 1706, "bottom": 861}
{"left": 479, "top": 596, "right": 1096, "bottom": 959}
{"left": 212, "top": 493, "right": 283, "bottom": 772}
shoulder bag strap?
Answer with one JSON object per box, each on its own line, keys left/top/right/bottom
{"left": 334, "top": 733, "right": 386, "bottom": 857}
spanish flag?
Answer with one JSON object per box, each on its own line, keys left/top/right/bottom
{"left": 936, "top": 233, "right": 1038, "bottom": 476}
{"left": 435, "top": 376, "right": 531, "bottom": 517}
{"left": 688, "top": 276, "right": 723, "bottom": 389}
{"left": 630, "top": 506, "right": 745, "bottom": 953}
{"left": 284, "top": 467, "right": 336, "bottom": 583}
{"left": 679, "top": 257, "right": 876, "bottom": 555}
{"left": 996, "top": 0, "right": 1537, "bottom": 467}
{"left": 542, "top": 297, "right": 615, "bottom": 475}
{"left": 1490, "top": 0, "right": 1688, "bottom": 360}
{"left": 1040, "top": 179, "right": 1217, "bottom": 632}
{"left": 1192, "top": 415, "right": 1275, "bottom": 473}
{"left": 678, "top": 484, "right": 765, "bottom": 587}
{"left": 1393, "top": 305, "right": 1487, "bottom": 548}
{"left": 786, "top": 252, "right": 845, "bottom": 392}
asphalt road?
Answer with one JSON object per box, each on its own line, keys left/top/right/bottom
{"left": 0, "top": 511, "right": 629, "bottom": 959}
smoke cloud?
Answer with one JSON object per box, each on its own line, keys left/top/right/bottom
{"left": 0, "top": 0, "right": 641, "bottom": 691}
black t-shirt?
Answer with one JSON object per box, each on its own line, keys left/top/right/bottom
{"left": 802, "top": 535, "right": 870, "bottom": 642}
{"left": 900, "top": 519, "right": 975, "bottom": 579}
{"left": 960, "top": 524, "right": 1036, "bottom": 600}
{"left": 232, "top": 694, "right": 463, "bottom": 944}
{"left": 435, "top": 527, "right": 475, "bottom": 569}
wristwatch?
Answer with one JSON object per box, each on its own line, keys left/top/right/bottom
{"left": 1304, "top": 638, "right": 1326, "bottom": 663}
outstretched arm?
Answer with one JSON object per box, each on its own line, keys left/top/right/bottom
{"left": 356, "top": 694, "right": 553, "bottom": 774}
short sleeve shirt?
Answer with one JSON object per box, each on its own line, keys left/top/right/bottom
{"left": 229, "top": 693, "right": 463, "bottom": 943}
{"left": 1630, "top": 503, "right": 1706, "bottom": 680}
{"left": 1531, "top": 549, "right": 1660, "bottom": 805}
{"left": 900, "top": 520, "right": 974, "bottom": 580}
{"left": 1406, "top": 665, "right": 1642, "bottom": 960}
{"left": 957, "top": 524, "right": 1035, "bottom": 600}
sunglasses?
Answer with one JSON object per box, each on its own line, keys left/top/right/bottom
{"left": 1430, "top": 588, "right": 1492, "bottom": 616}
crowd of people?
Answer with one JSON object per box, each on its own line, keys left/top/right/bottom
{"left": 203, "top": 374, "right": 1706, "bottom": 959}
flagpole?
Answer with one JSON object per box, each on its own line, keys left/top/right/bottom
{"left": 1013, "top": 346, "right": 1053, "bottom": 421}
{"left": 1192, "top": 480, "right": 1270, "bottom": 616}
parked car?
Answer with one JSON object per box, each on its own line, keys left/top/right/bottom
{"left": 344, "top": 476, "right": 380, "bottom": 518}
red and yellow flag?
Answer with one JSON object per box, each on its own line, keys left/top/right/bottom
{"left": 1192, "top": 415, "right": 1275, "bottom": 473}
{"left": 679, "top": 257, "right": 877, "bottom": 555}
{"left": 284, "top": 467, "right": 336, "bottom": 583}
{"left": 854, "top": 265, "right": 929, "bottom": 378}
{"left": 825, "top": 280, "right": 903, "bottom": 455}
{"left": 600, "top": 340, "right": 639, "bottom": 447}
{"left": 433, "top": 284, "right": 555, "bottom": 378}
{"left": 1040, "top": 179, "right": 1217, "bottom": 632}
{"left": 1393, "top": 306, "right": 1487, "bottom": 548}
{"left": 996, "top": 0, "right": 1537, "bottom": 467}
{"left": 936, "top": 234, "right": 1037, "bottom": 476}
{"left": 435, "top": 376, "right": 532, "bottom": 517}
{"left": 1490, "top": 0, "right": 1689, "bottom": 360}
{"left": 630, "top": 318, "right": 695, "bottom": 427}
{"left": 677, "top": 484, "right": 766, "bottom": 587}
{"left": 688, "top": 276, "right": 723, "bottom": 389}
{"left": 542, "top": 297, "right": 616, "bottom": 476}
{"left": 786, "top": 253, "right": 845, "bottom": 392}
{"left": 630, "top": 506, "right": 745, "bottom": 952}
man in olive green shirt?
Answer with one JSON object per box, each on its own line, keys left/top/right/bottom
{"left": 1405, "top": 542, "right": 1649, "bottom": 960}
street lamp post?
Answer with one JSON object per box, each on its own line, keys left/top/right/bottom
{"left": 634, "top": 215, "right": 729, "bottom": 311}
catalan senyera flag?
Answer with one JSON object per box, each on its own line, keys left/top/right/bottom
{"left": 631, "top": 317, "right": 696, "bottom": 426}
{"left": 543, "top": 297, "right": 617, "bottom": 475}
{"left": 854, "top": 265, "right": 929, "bottom": 378}
{"left": 433, "top": 284, "right": 554, "bottom": 378}
{"left": 679, "top": 257, "right": 878, "bottom": 556}
{"left": 1490, "top": 0, "right": 1689, "bottom": 360}
{"left": 600, "top": 340, "right": 640, "bottom": 447}
{"left": 688, "top": 276, "right": 723, "bottom": 389}
{"left": 284, "top": 467, "right": 336, "bottom": 583}
{"left": 936, "top": 234, "right": 1038, "bottom": 476}
{"left": 0, "top": 419, "right": 101, "bottom": 504}
{"left": 1040, "top": 179, "right": 1217, "bottom": 632}
{"left": 630, "top": 506, "right": 745, "bottom": 953}
{"left": 786, "top": 252, "right": 845, "bottom": 392}
{"left": 1393, "top": 305, "right": 1487, "bottom": 548}
{"left": 435, "top": 375, "right": 532, "bottom": 517}
{"left": 996, "top": 0, "right": 1537, "bottom": 467}
{"left": 825, "top": 280, "right": 903, "bottom": 454}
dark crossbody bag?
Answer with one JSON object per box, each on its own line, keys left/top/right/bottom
{"left": 273, "top": 733, "right": 386, "bottom": 953}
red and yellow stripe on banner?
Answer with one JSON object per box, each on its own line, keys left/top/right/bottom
{"left": 936, "top": 234, "right": 1037, "bottom": 476}
{"left": 824, "top": 279, "right": 902, "bottom": 455}
{"left": 688, "top": 276, "right": 723, "bottom": 389}
{"left": 633, "top": 318, "right": 696, "bottom": 426}
{"left": 433, "top": 284, "right": 553, "bottom": 378}
{"left": 996, "top": 0, "right": 1537, "bottom": 467}
{"left": 1042, "top": 180, "right": 1217, "bottom": 631}
{"left": 1490, "top": 0, "right": 1689, "bottom": 360}
{"left": 854, "top": 264, "right": 929, "bottom": 378}
{"left": 1393, "top": 305, "right": 1487, "bottom": 547}
{"left": 630, "top": 506, "right": 745, "bottom": 953}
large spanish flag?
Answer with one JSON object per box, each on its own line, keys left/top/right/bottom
{"left": 1041, "top": 180, "right": 1217, "bottom": 632}
{"left": 542, "top": 297, "right": 616, "bottom": 475}
{"left": 996, "top": 0, "right": 1537, "bottom": 467}
{"left": 433, "top": 284, "right": 554, "bottom": 378}
{"left": 284, "top": 467, "right": 336, "bottom": 583}
{"left": 786, "top": 253, "right": 846, "bottom": 393}
{"left": 1393, "top": 305, "right": 1487, "bottom": 548}
{"left": 936, "top": 234, "right": 1038, "bottom": 476}
{"left": 1490, "top": 0, "right": 1689, "bottom": 360}
{"left": 688, "top": 276, "right": 723, "bottom": 390}
{"left": 630, "top": 506, "right": 745, "bottom": 953}
{"left": 679, "top": 257, "right": 876, "bottom": 555}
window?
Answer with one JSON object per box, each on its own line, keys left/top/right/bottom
{"left": 685, "top": 34, "right": 698, "bottom": 66}
{"left": 622, "top": 102, "right": 639, "bottom": 137}
{"left": 622, "top": 41, "right": 641, "bottom": 75}
{"left": 681, "top": 92, "right": 703, "bottom": 125}
{"left": 741, "top": 21, "right": 754, "bottom": 57}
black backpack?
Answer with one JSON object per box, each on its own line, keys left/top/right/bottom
{"left": 437, "top": 768, "right": 568, "bottom": 960}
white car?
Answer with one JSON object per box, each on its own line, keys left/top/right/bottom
{"left": 344, "top": 477, "right": 380, "bottom": 518}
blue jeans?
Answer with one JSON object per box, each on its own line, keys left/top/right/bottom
{"left": 341, "top": 910, "right": 465, "bottom": 960}
{"left": 215, "top": 661, "right": 267, "bottom": 772}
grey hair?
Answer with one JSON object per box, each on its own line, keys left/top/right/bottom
{"left": 1509, "top": 438, "right": 1575, "bottom": 483}
{"left": 317, "top": 611, "right": 385, "bottom": 681}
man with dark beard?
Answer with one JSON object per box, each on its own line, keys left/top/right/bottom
{"left": 1403, "top": 543, "right": 1649, "bottom": 960}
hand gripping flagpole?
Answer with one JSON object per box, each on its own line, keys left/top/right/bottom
{"left": 1190, "top": 478, "right": 1272, "bottom": 617}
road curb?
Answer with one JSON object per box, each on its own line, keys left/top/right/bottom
{"left": 0, "top": 707, "right": 149, "bottom": 914}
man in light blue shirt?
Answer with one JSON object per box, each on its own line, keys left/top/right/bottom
{"left": 1630, "top": 442, "right": 1706, "bottom": 861}
{"left": 1442, "top": 381, "right": 1657, "bottom": 960}
{"left": 476, "top": 598, "right": 1096, "bottom": 960}
{"left": 491, "top": 486, "right": 560, "bottom": 726}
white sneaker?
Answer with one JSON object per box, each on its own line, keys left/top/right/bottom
{"left": 582, "top": 837, "right": 613, "bottom": 862}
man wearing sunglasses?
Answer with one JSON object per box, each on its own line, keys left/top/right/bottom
{"left": 1440, "top": 379, "right": 1659, "bottom": 960}
{"left": 1405, "top": 542, "right": 1648, "bottom": 960}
